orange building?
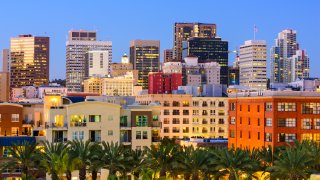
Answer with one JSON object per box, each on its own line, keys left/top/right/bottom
{"left": 228, "top": 91, "right": 320, "bottom": 150}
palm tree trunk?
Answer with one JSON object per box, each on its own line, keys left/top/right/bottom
{"left": 51, "top": 172, "right": 58, "bottom": 180}
{"left": 160, "top": 168, "right": 166, "bottom": 178}
{"left": 79, "top": 166, "right": 86, "bottom": 180}
{"left": 91, "top": 170, "right": 98, "bottom": 180}
{"left": 192, "top": 173, "right": 199, "bottom": 180}
{"left": 66, "top": 170, "right": 72, "bottom": 180}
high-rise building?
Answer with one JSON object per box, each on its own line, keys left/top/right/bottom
{"left": 228, "top": 52, "right": 240, "bottom": 86}
{"left": 148, "top": 72, "right": 182, "bottom": 94}
{"left": 130, "top": 40, "right": 160, "bottom": 89}
{"left": 2, "top": 49, "right": 10, "bottom": 72}
{"left": 163, "top": 49, "right": 173, "bottom": 63}
{"left": 174, "top": 22, "right": 216, "bottom": 62}
{"left": 239, "top": 40, "right": 267, "bottom": 90}
{"left": 0, "top": 73, "right": 9, "bottom": 102}
{"left": 271, "top": 29, "right": 299, "bottom": 83}
{"left": 290, "top": 50, "right": 310, "bottom": 82}
{"left": 228, "top": 91, "right": 320, "bottom": 150}
{"left": 182, "top": 37, "right": 228, "bottom": 84}
{"left": 66, "top": 30, "right": 112, "bottom": 92}
{"left": 10, "top": 35, "right": 49, "bottom": 88}
{"left": 87, "top": 50, "right": 111, "bottom": 77}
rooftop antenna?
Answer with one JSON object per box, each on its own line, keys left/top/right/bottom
{"left": 253, "top": 24, "right": 258, "bottom": 40}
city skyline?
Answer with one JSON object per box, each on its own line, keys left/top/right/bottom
{"left": 0, "top": 0, "right": 319, "bottom": 79}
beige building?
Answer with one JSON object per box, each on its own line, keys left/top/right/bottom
{"left": 110, "top": 63, "right": 138, "bottom": 85}
{"left": 0, "top": 72, "right": 9, "bottom": 102}
{"left": 84, "top": 73, "right": 134, "bottom": 96}
{"left": 136, "top": 94, "right": 228, "bottom": 139}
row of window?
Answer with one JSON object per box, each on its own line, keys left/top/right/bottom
{"left": 0, "top": 114, "right": 20, "bottom": 122}
{"left": 230, "top": 117, "right": 320, "bottom": 128}
{"left": 71, "top": 130, "right": 113, "bottom": 140}
{"left": 230, "top": 102, "right": 320, "bottom": 113}
{"left": 163, "top": 127, "right": 225, "bottom": 133}
{"left": 229, "top": 131, "right": 299, "bottom": 143}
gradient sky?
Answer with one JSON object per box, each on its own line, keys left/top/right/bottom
{"left": 0, "top": 0, "right": 319, "bottom": 80}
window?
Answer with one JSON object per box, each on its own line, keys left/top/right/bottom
{"left": 172, "top": 110, "right": 180, "bottom": 115}
{"left": 302, "top": 103, "right": 320, "bottom": 114}
{"left": 218, "top": 101, "right": 225, "bottom": 107}
{"left": 70, "top": 115, "right": 86, "bottom": 127}
{"left": 230, "top": 130, "right": 235, "bottom": 138}
{"left": 265, "top": 118, "right": 272, "bottom": 127}
{"left": 108, "top": 130, "right": 113, "bottom": 136}
{"left": 108, "top": 115, "right": 113, "bottom": 121}
{"left": 183, "top": 118, "right": 189, "bottom": 124}
{"left": 240, "top": 105, "right": 242, "bottom": 111}
{"left": 120, "top": 116, "right": 128, "bottom": 127}
{"left": 278, "top": 118, "right": 296, "bottom": 127}
{"left": 240, "top": 117, "right": 242, "bottom": 124}
{"left": 89, "top": 115, "right": 101, "bottom": 122}
{"left": 163, "top": 101, "right": 170, "bottom": 106}
{"left": 314, "top": 134, "right": 320, "bottom": 142}
{"left": 136, "top": 116, "right": 148, "bottom": 127}
{"left": 193, "top": 101, "right": 199, "bottom": 107}
{"left": 72, "top": 131, "right": 78, "bottom": 140}
{"left": 248, "top": 131, "right": 251, "bottom": 139}
{"left": 172, "top": 118, "right": 180, "bottom": 124}
{"left": 265, "top": 133, "right": 272, "bottom": 142}
{"left": 164, "top": 127, "right": 169, "bottom": 133}
{"left": 257, "top": 105, "right": 260, "bottom": 112}
{"left": 164, "top": 110, "right": 170, "bottom": 115}
{"left": 265, "top": 102, "right": 272, "bottom": 111}
{"left": 136, "top": 131, "right": 141, "bottom": 139}
{"left": 11, "top": 127, "right": 19, "bottom": 136}
{"left": 172, "top": 127, "right": 180, "bottom": 133}
{"left": 248, "top": 105, "right": 250, "bottom": 112}
{"left": 230, "top": 103, "right": 236, "bottom": 111}
{"left": 278, "top": 133, "right": 296, "bottom": 142}
{"left": 258, "top": 132, "right": 260, "bottom": 140}
{"left": 193, "top": 110, "right": 199, "bottom": 115}
{"left": 11, "top": 114, "right": 19, "bottom": 122}
{"left": 240, "top": 130, "right": 242, "bottom": 138}
{"left": 143, "top": 131, "right": 148, "bottom": 139}
{"left": 248, "top": 118, "right": 251, "bottom": 125}
{"left": 230, "top": 117, "right": 236, "bottom": 124}
{"left": 301, "top": 133, "right": 312, "bottom": 141}
{"left": 79, "top": 131, "right": 84, "bottom": 140}
{"left": 164, "top": 118, "right": 170, "bottom": 124}
{"left": 210, "top": 110, "right": 215, "bottom": 115}
{"left": 314, "top": 119, "right": 320, "bottom": 129}
{"left": 277, "top": 103, "right": 296, "bottom": 112}
{"left": 302, "top": 119, "right": 312, "bottom": 129}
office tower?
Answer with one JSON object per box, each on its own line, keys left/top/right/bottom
{"left": 10, "top": 35, "right": 49, "bottom": 88}
{"left": 66, "top": 30, "right": 112, "bottom": 92}
{"left": 182, "top": 37, "right": 228, "bottom": 84}
{"left": 271, "top": 29, "right": 299, "bottom": 83}
{"left": 87, "top": 50, "right": 111, "bottom": 77}
{"left": 290, "top": 50, "right": 309, "bottom": 81}
{"left": 130, "top": 40, "right": 160, "bottom": 89}
{"left": 228, "top": 91, "right": 320, "bottom": 149}
{"left": 239, "top": 40, "right": 267, "bottom": 90}
{"left": 2, "top": 49, "right": 10, "bottom": 72}
{"left": 228, "top": 53, "right": 240, "bottom": 86}
{"left": 121, "top": 53, "right": 129, "bottom": 63}
{"left": 163, "top": 49, "right": 173, "bottom": 63}
{"left": 174, "top": 22, "right": 216, "bottom": 62}
{"left": 0, "top": 73, "right": 9, "bottom": 102}
{"left": 148, "top": 72, "right": 182, "bottom": 94}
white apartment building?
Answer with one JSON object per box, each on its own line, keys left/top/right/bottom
{"left": 87, "top": 50, "right": 111, "bottom": 77}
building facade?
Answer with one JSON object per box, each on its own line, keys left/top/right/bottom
{"left": 10, "top": 35, "right": 49, "bottom": 88}
{"left": 148, "top": 72, "right": 182, "bottom": 94}
{"left": 163, "top": 49, "right": 173, "bottom": 63}
{"left": 239, "top": 40, "right": 267, "bottom": 90}
{"left": 130, "top": 40, "right": 160, "bottom": 89}
{"left": 110, "top": 63, "right": 138, "bottom": 85}
{"left": 2, "top": 49, "right": 9, "bottom": 73}
{"left": 290, "top": 50, "right": 310, "bottom": 82}
{"left": 174, "top": 22, "right": 216, "bottom": 62}
{"left": 87, "top": 50, "right": 111, "bottom": 77}
{"left": 228, "top": 91, "right": 320, "bottom": 150}
{"left": 0, "top": 73, "right": 9, "bottom": 102}
{"left": 162, "top": 62, "right": 182, "bottom": 74}
{"left": 66, "top": 30, "right": 112, "bottom": 92}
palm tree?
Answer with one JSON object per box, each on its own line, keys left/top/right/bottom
{"left": 88, "top": 142, "right": 104, "bottom": 180}
{"left": 41, "top": 141, "right": 69, "bottom": 180}
{"left": 68, "top": 140, "right": 93, "bottom": 180}
{"left": 0, "top": 141, "right": 42, "bottom": 179}
{"left": 145, "top": 138, "right": 180, "bottom": 178}
{"left": 101, "top": 141, "right": 126, "bottom": 179}
{"left": 176, "top": 146, "right": 211, "bottom": 180}
{"left": 267, "top": 143, "right": 314, "bottom": 180}
{"left": 213, "top": 148, "right": 260, "bottom": 180}
{"left": 124, "top": 148, "right": 146, "bottom": 179}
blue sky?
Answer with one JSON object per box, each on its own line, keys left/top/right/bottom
{"left": 0, "top": 0, "right": 319, "bottom": 79}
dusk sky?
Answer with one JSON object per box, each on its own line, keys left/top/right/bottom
{"left": 0, "top": 0, "right": 319, "bottom": 80}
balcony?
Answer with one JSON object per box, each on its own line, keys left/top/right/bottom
{"left": 172, "top": 129, "right": 180, "bottom": 133}
{"left": 70, "top": 122, "right": 87, "bottom": 127}
{"left": 202, "top": 129, "right": 208, "bottom": 133}
{"left": 172, "top": 111, "right": 180, "bottom": 116}
{"left": 163, "top": 102, "right": 170, "bottom": 107}
{"left": 50, "top": 122, "right": 68, "bottom": 128}
{"left": 53, "top": 138, "right": 68, "bottom": 143}
{"left": 152, "top": 121, "right": 161, "bottom": 128}
{"left": 50, "top": 106, "right": 65, "bottom": 109}
{"left": 218, "top": 129, "right": 225, "bottom": 133}
{"left": 202, "top": 120, "right": 208, "bottom": 124}
{"left": 183, "top": 111, "right": 189, "bottom": 115}
{"left": 152, "top": 137, "right": 161, "bottom": 142}
{"left": 163, "top": 111, "right": 170, "bottom": 115}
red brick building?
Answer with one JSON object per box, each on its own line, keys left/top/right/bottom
{"left": 228, "top": 91, "right": 320, "bottom": 150}
{"left": 148, "top": 72, "right": 182, "bottom": 94}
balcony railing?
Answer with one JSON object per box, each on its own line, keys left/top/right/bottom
{"left": 50, "top": 106, "right": 65, "bottom": 109}
{"left": 53, "top": 138, "right": 68, "bottom": 143}
{"left": 152, "top": 137, "right": 161, "bottom": 142}
{"left": 70, "top": 122, "right": 87, "bottom": 127}
{"left": 152, "top": 121, "right": 161, "bottom": 127}
{"left": 90, "top": 137, "right": 101, "bottom": 142}
{"left": 22, "top": 119, "right": 34, "bottom": 125}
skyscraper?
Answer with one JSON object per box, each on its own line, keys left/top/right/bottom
{"left": 130, "top": 40, "right": 160, "bottom": 89}
{"left": 163, "top": 49, "right": 173, "bottom": 63}
{"left": 174, "top": 22, "right": 216, "bottom": 62}
{"left": 182, "top": 37, "right": 228, "bottom": 84}
{"left": 290, "top": 50, "right": 309, "bottom": 81}
{"left": 10, "top": 35, "right": 49, "bottom": 88}
{"left": 271, "top": 29, "right": 299, "bottom": 83}
{"left": 239, "top": 40, "right": 267, "bottom": 90}
{"left": 0, "top": 49, "right": 9, "bottom": 102}
{"left": 66, "top": 30, "right": 112, "bottom": 92}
